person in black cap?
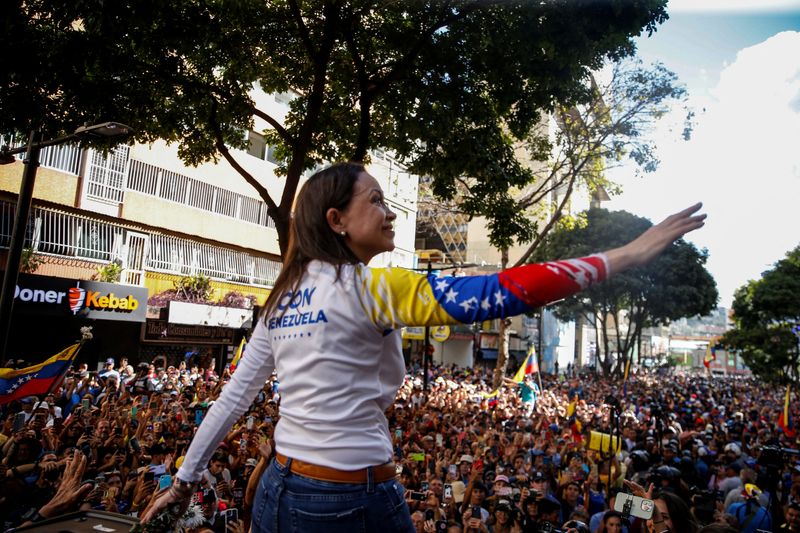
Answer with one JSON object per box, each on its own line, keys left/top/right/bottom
{"left": 491, "top": 499, "right": 520, "bottom": 533}
{"left": 520, "top": 495, "right": 539, "bottom": 533}
{"left": 537, "top": 494, "right": 562, "bottom": 529}
{"left": 197, "top": 486, "right": 226, "bottom": 533}
{"left": 531, "top": 470, "right": 551, "bottom": 499}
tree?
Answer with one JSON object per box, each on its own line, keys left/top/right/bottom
{"left": 2, "top": 0, "right": 669, "bottom": 255}
{"left": 534, "top": 208, "right": 717, "bottom": 376}
{"left": 722, "top": 246, "right": 800, "bottom": 383}
{"left": 485, "top": 59, "right": 689, "bottom": 387}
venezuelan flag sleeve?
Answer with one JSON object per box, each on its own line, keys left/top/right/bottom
{"left": 356, "top": 254, "right": 608, "bottom": 330}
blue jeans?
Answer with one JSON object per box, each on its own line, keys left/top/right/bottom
{"left": 251, "top": 457, "right": 414, "bottom": 533}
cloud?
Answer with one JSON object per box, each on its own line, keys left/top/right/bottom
{"left": 609, "top": 31, "right": 800, "bottom": 307}
{"left": 668, "top": 0, "right": 800, "bottom": 12}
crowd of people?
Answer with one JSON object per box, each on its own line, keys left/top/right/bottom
{"left": 0, "top": 354, "right": 798, "bottom": 533}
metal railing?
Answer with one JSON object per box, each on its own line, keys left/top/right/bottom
{"left": 127, "top": 158, "right": 275, "bottom": 228}
{"left": 85, "top": 146, "right": 129, "bottom": 204}
{"left": 0, "top": 135, "right": 82, "bottom": 175}
{"left": 147, "top": 234, "right": 281, "bottom": 286}
{"left": 0, "top": 200, "right": 280, "bottom": 287}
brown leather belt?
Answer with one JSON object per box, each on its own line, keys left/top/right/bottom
{"left": 275, "top": 452, "right": 397, "bottom": 484}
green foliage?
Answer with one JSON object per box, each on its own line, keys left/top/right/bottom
{"left": 535, "top": 208, "right": 717, "bottom": 375}
{"left": 722, "top": 246, "right": 800, "bottom": 383}
{"left": 174, "top": 274, "right": 213, "bottom": 303}
{"left": 19, "top": 248, "right": 42, "bottom": 274}
{"left": 95, "top": 262, "right": 122, "bottom": 283}
{"left": 1, "top": 0, "right": 669, "bottom": 254}
{"left": 147, "top": 274, "right": 213, "bottom": 307}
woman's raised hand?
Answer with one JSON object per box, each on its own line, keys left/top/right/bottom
{"left": 605, "top": 203, "right": 706, "bottom": 274}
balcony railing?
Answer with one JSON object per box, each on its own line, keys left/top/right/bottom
{"left": 0, "top": 200, "right": 280, "bottom": 288}
{"left": 0, "top": 135, "right": 82, "bottom": 175}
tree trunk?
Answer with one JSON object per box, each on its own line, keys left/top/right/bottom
{"left": 599, "top": 311, "right": 612, "bottom": 376}
{"left": 492, "top": 247, "right": 511, "bottom": 389}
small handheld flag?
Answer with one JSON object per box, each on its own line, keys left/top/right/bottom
{"left": 778, "top": 384, "right": 795, "bottom": 439}
{"left": 230, "top": 338, "right": 246, "bottom": 373}
{"left": 512, "top": 345, "right": 539, "bottom": 383}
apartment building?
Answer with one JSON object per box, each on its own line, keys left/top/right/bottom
{"left": 0, "top": 87, "right": 419, "bottom": 363}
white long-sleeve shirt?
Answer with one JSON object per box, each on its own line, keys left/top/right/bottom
{"left": 177, "top": 256, "right": 607, "bottom": 481}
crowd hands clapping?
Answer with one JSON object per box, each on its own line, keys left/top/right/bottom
{"left": 1, "top": 355, "right": 800, "bottom": 533}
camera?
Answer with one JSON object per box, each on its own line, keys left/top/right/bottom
{"left": 538, "top": 522, "right": 562, "bottom": 533}
{"left": 757, "top": 445, "right": 800, "bottom": 470}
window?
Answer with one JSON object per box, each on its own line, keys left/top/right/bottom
{"left": 85, "top": 146, "right": 130, "bottom": 203}
{"left": 247, "top": 131, "right": 267, "bottom": 159}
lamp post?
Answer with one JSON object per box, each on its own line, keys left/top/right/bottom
{"left": 0, "top": 122, "right": 132, "bottom": 356}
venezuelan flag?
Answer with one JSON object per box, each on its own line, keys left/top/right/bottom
{"left": 357, "top": 255, "right": 607, "bottom": 329}
{"left": 778, "top": 384, "right": 796, "bottom": 439}
{"left": 703, "top": 340, "right": 719, "bottom": 369}
{"left": 567, "top": 394, "right": 582, "bottom": 442}
{"left": 230, "top": 338, "right": 246, "bottom": 373}
{"left": 0, "top": 344, "right": 80, "bottom": 405}
{"left": 512, "top": 345, "right": 539, "bottom": 383}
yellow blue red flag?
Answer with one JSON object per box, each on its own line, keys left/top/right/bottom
{"left": 230, "top": 338, "right": 246, "bottom": 373}
{"left": 512, "top": 344, "right": 539, "bottom": 383}
{"left": 778, "top": 384, "right": 795, "bottom": 438}
{"left": 0, "top": 344, "right": 80, "bottom": 405}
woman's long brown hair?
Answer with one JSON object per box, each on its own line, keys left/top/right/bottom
{"left": 261, "top": 162, "right": 364, "bottom": 322}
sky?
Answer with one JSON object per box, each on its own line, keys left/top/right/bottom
{"left": 605, "top": 0, "right": 800, "bottom": 309}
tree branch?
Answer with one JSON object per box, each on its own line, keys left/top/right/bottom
{"left": 287, "top": 0, "right": 317, "bottom": 63}
{"left": 208, "top": 101, "right": 278, "bottom": 215}
{"left": 342, "top": 8, "right": 372, "bottom": 161}
{"left": 251, "top": 106, "right": 295, "bottom": 149}
{"left": 512, "top": 168, "right": 579, "bottom": 267}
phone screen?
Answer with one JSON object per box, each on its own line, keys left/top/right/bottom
{"left": 82, "top": 398, "right": 91, "bottom": 411}
{"left": 613, "top": 493, "right": 654, "bottom": 520}
{"left": 158, "top": 474, "right": 173, "bottom": 491}
{"left": 13, "top": 413, "right": 26, "bottom": 432}
{"left": 195, "top": 410, "right": 204, "bottom": 425}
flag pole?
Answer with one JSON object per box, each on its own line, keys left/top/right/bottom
{"left": 536, "top": 345, "right": 544, "bottom": 394}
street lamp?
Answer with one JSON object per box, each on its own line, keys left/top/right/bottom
{"left": 0, "top": 122, "right": 133, "bottom": 356}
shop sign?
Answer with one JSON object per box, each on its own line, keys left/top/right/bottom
{"left": 402, "top": 327, "right": 425, "bottom": 340}
{"left": 430, "top": 326, "right": 450, "bottom": 342}
{"left": 11, "top": 273, "right": 148, "bottom": 322}
{"left": 168, "top": 301, "right": 253, "bottom": 329}
{"left": 143, "top": 319, "right": 237, "bottom": 344}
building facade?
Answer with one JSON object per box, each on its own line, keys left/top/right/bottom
{"left": 0, "top": 88, "right": 419, "bottom": 364}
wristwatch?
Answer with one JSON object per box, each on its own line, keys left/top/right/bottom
{"left": 172, "top": 477, "right": 198, "bottom": 496}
